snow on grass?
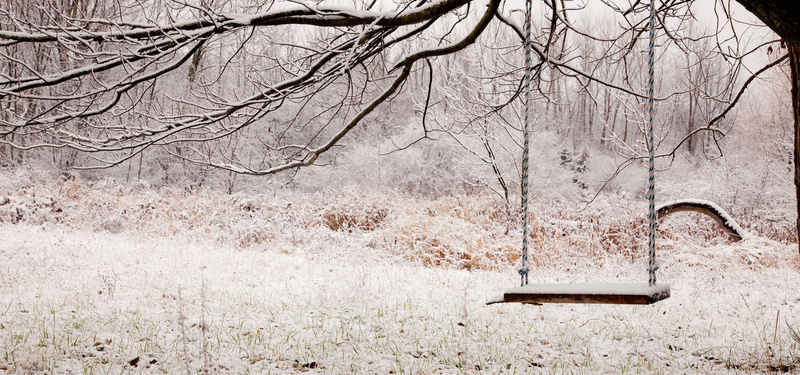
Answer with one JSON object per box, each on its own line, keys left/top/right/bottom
{"left": 2, "top": 220, "right": 800, "bottom": 374}
{"left": 0, "top": 175, "right": 799, "bottom": 373}
{"left": 3, "top": 175, "right": 777, "bottom": 273}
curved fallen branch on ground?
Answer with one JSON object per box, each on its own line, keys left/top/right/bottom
{"left": 656, "top": 199, "right": 748, "bottom": 242}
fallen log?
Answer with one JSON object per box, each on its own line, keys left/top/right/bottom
{"left": 656, "top": 199, "right": 747, "bottom": 242}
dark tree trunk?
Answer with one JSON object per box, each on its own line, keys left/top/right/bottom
{"left": 734, "top": 1, "right": 800, "bottom": 47}
{"left": 791, "top": 46, "right": 800, "bottom": 256}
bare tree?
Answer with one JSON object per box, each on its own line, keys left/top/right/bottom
{"left": 1, "top": 0, "right": 506, "bottom": 174}
{"left": 0, "top": 0, "right": 714, "bottom": 171}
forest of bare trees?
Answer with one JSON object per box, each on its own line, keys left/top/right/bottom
{"left": 0, "top": 0, "right": 794, "bottom": 203}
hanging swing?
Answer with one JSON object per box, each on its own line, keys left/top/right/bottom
{"left": 488, "top": 0, "right": 670, "bottom": 305}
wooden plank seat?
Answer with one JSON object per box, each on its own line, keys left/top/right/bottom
{"left": 487, "top": 283, "right": 670, "bottom": 305}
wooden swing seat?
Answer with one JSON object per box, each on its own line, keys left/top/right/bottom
{"left": 487, "top": 283, "right": 670, "bottom": 305}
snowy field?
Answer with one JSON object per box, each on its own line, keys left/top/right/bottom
{"left": 0, "top": 172, "right": 798, "bottom": 374}
{"left": 2, "top": 187, "right": 800, "bottom": 374}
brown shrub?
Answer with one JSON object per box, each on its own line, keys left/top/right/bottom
{"left": 322, "top": 207, "right": 388, "bottom": 232}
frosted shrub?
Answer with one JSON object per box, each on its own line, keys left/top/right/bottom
{"left": 0, "top": 170, "right": 787, "bottom": 271}
{"left": 524, "top": 133, "right": 586, "bottom": 201}
{"left": 292, "top": 145, "right": 381, "bottom": 191}
{"left": 291, "top": 138, "right": 468, "bottom": 197}
{"left": 379, "top": 194, "right": 518, "bottom": 270}
{"left": 322, "top": 205, "right": 388, "bottom": 232}
{"left": 0, "top": 194, "right": 63, "bottom": 225}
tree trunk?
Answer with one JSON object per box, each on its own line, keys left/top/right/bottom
{"left": 791, "top": 45, "right": 800, "bottom": 256}
{"left": 688, "top": 91, "right": 695, "bottom": 155}
{"left": 734, "top": 1, "right": 800, "bottom": 48}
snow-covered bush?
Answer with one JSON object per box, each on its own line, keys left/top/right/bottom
{"left": 0, "top": 155, "right": 791, "bottom": 272}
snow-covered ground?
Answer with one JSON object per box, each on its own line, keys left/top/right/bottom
{"left": 2, "top": 216, "right": 800, "bottom": 373}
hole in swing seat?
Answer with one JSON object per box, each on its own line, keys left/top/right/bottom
{"left": 487, "top": 283, "right": 670, "bottom": 305}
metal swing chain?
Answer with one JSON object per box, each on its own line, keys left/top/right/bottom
{"left": 646, "top": 0, "right": 658, "bottom": 286}
{"left": 518, "top": 0, "right": 534, "bottom": 287}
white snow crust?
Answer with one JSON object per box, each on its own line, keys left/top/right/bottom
{"left": 2, "top": 222, "right": 799, "bottom": 373}
{"left": 0, "top": 177, "right": 797, "bottom": 373}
